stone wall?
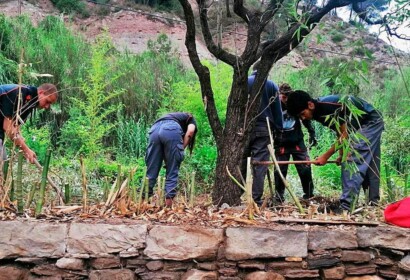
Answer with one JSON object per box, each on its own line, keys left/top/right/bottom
{"left": 0, "top": 220, "right": 409, "bottom": 279}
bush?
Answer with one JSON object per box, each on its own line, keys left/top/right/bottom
{"left": 51, "top": 0, "right": 89, "bottom": 17}
{"left": 330, "top": 32, "right": 345, "bottom": 43}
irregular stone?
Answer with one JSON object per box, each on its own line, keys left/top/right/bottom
{"left": 345, "top": 264, "right": 377, "bottom": 275}
{"left": 357, "top": 226, "right": 410, "bottom": 250}
{"left": 144, "top": 226, "right": 223, "bottom": 261}
{"left": 396, "top": 274, "right": 410, "bottom": 280}
{"left": 322, "top": 266, "right": 345, "bottom": 280}
{"left": 217, "top": 261, "right": 237, "bottom": 268}
{"left": 0, "top": 221, "right": 66, "bottom": 259}
{"left": 89, "top": 257, "right": 122, "bottom": 269}
{"left": 379, "top": 248, "right": 405, "bottom": 260}
{"left": 225, "top": 228, "right": 307, "bottom": 260}
{"left": 267, "top": 261, "right": 304, "bottom": 272}
{"left": 344, "top": 277, "right": 383, "bottom": 280}
{"left": 119, "top": 247, "right": 139, "bottom": 258}
{"left": 30, "top": 264, "right": 79, "bottom": 277}
{"left": 309, "top": 230, "right": 357, "bottom": 250}
{"left": 67, "top": 253, "right": 90, "bottom": 259}
{"left": 89, "top": 269, "right": 135, "bottom": 280}
{"left": 126, "top": 258, "right": 147, "bottom": 268}
{"left": 146, "top": 260, "right": 164, "bottom": 271}
{"left": 67, "top": 223, "right": 147, "bottom": 256}
{"left": 341, "top": 251, "right": 372, "bottom": 263}
{"left": 307, "top": 253, "right": 340, "bottom": 269}
{"left": 399, "top": 255, "right": 410, "bottom": 272}
{"left": 138, "top": 271, "right": 182, "bottom": 280}
{"left": 238, "top": 261, "right": 266, "bottom": 270}
{"left": 197, "top": 262, "right": 218, "bottom": 271}
{"left": 219, "top": 277, "right": 241, "bottom": 280}
{"left": 373, "top": 255, "right": 394, "bottom": 266}
{"left": 244, "top": 271, "right": 285, "bottom": 280}
{"left": 15, "top": 257, "right": 47, "bottom": 265}
{"left": 56, "top": 258, "right": 85, "bottom": 270}
{"left": 181, "top": 269, "right": 218, "bottom": 280}
{"left": 27, "top": 276, "right": 62, "bottom": 280}
{"left": 286, "top": 257, "right": 303, "bottom": 262}
{"left": 0, "top": 266, "right": 29, "bottom": 280}
{"left": 163, "top": 261, "right": 193, "bottom": 271}
{"left": 378, "top": 268, "right": 399, "bottom": 279}
{"left": 218, "top": 267, "right": 238, "bottom": 276}
{"left": 284, "top": 269, "right": 320, "bottom": 278}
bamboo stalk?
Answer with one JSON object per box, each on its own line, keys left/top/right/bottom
{"left": 16, "top": 151, "right": 24, "bottom": 213}
{"left": 103, "top": 177, "right": 109, "bottom": 202}
{"left": 34, "top": 159, "right": 64, "bottom": 205}
{"left": 266, "top": 117, "right": 304, "bottom": 214}
{"left": 25, "top": 182, "right": 37, "bottom": 209}
{"left": 226, "top": 166, "right": 245, "bottom": 191}
{"left": 137, "top": 167, "right": 147, "bottom": 213}
{"left": 79, "top": 155, "right": 87, "bottom": 213}
{"left": 35, "top": 149, "right": 52, "bottom": 216}
{"left": 158, "top": 176, "right": 164, "bottom": 207}
{"left": 128, "top": 170, "right": 136, "bottom": 203}
{"left": 64, "top": 183, "right": 70, "bottom": 205}
{"left": 160, "top": 176, "right": 165, "bottom": 207}
{"left": 252, "top": 160, "right": 338, "bottom": 165}
{"left": 189, "top": 172, "right": 196, "bottom": 208}
{"left": 246, "top": 157, "right": 254, "bottom": 220}
{"left": 268, "top": 144, "right": 305, "bottom": 214}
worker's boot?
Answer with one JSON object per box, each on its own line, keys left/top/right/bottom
{"left": 165, "top": 198, "right": 173, "bottom": 208}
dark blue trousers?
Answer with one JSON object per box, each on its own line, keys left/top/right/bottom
{"left": 340, "top": 119, "right": 384, "bottom": 209}
{"left": 274, "top": 142, "right": 314, "bottom": 201}
{"left": 145, "top": 120, "right": 185, "bottom": 198}
{"left": 243, "top": 125, "right": 270, "bottom": 206}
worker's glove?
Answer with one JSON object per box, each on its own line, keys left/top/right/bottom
{"left": 309, "top": 136, "right": 318, "bottom": 147}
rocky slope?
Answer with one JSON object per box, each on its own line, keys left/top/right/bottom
{"left": 0, "top": 0, "right": 408, "bottom": 69}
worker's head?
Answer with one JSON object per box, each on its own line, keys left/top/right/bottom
{"left": 279, "top": 83, "right": 292, "bottom": 104}
{"left": 37, "top": 83, "right": 58, "bottom": 109}
{"left": 188, "top": 126, "right": 198, "bottom": 155}
{"left": 287, "top": 90, "right": 315, "bottom": 120}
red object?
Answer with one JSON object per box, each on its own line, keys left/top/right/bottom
{"left": 26, "top": 95, "right": 32, "bottom": 101}
{"left": 384, "top": 197, "right": 410, "bottom": 228}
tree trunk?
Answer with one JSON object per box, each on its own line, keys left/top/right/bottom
{"left": 212, "top": 69, "right": 251, "bottom": 206}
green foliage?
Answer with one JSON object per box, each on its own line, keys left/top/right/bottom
{"left": 113, "top": 34, "right": 186, "bottom": 122}
{"left": 165, "top": 61, "right": 232, "bottom": 184}
{"left": 50, "top": 0, "right": 89, "bottom": 17}
{"left": 115, "top": 113, "right": 149, "bottom": 160}
{"left": 330, "top": 32, "right": 345, "bottom": 43}
{"left": 21, "top": 125, "right": 52, "bottom": 164}
{"left": 59, "top": 34, "right": 124, "bottom": 157}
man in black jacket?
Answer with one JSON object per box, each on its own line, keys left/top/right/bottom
{"left": 0, "top": 83, "right": 58, "bottom": 164}
{"left": 274, "top": 84, "right": 316, "bottom": 202}
{"left": 286, "top": 91, "right": 384, "bottom": 211}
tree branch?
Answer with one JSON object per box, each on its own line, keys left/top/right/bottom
{"left": 178, "top": 0, "right": 224, "bottom": 147}
{"left": 233, "top": 0, "right": 250, "bottom": 23}
{"left": 198, "top": 0, "right": 239, "bottom": 65}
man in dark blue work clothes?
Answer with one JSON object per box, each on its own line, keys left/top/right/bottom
{"left": 0, "top": 83, "right": 58, "bottom": 164}
{"left": 274, "top": 84, "right": 316, "bottom": 202}
{"left": 286, "top": 91, "right": 384, "bottom": 212}
{"left": 145, "top": 112, "right": 197, "bottom": 207}
{"left": 242, "top": 62, "right": 283, "bottom": 206}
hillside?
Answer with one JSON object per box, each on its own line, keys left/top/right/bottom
{"left": 1, "top": 0, "right": 408, "bottom": 70}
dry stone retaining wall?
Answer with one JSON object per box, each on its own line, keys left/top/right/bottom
{"left": 0, "top": 220, "right": 409, "bottom": 279}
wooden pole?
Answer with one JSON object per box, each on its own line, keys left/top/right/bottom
{"left": 253, "top": 160, "right": 338, "bottom": 165}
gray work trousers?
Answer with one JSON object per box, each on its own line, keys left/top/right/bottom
{"left": 340, "top": 119, "right": 384, "bottom": 209}
{"left": 242, "top": 125, "right": 270, "bottom": 205}
{"left": 145, "top": 120, "right": 185, "bottom": 199}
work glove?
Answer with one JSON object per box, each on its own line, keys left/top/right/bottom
{"left": 309, "top": 135, "right": 318, "bottom": 147}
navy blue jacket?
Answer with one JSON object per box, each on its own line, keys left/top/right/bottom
{"left": 248, "top": 72, "right": 282, "bottom": 131}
